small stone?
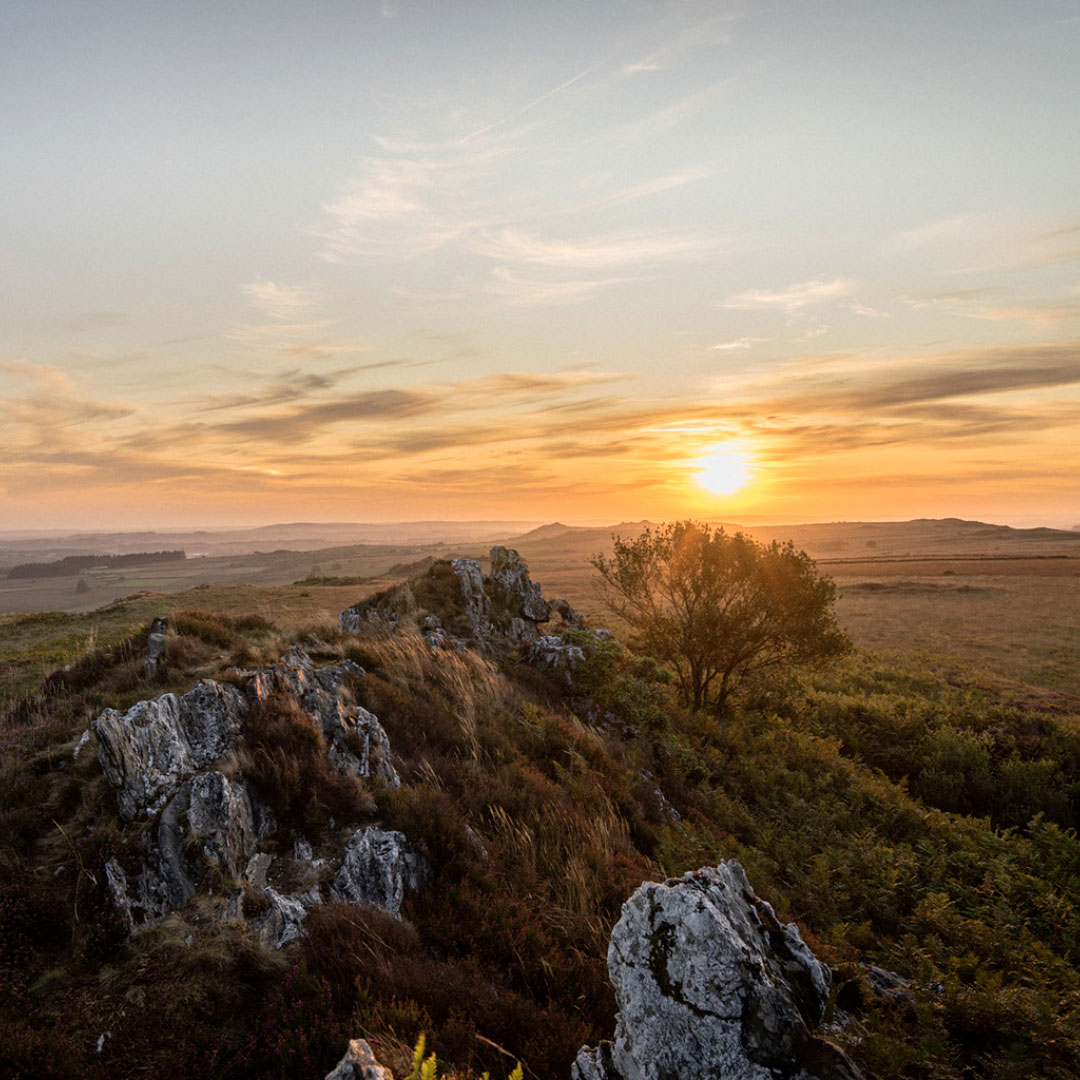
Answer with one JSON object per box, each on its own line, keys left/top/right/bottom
{"left": 325, "top": 1038, "right": 394, "bottom": 1080}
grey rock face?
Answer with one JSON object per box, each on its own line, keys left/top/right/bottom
{"left": 93, "top": 679, "right": 245, "bottom": 819}
{"left": 528, "top": 635, "right": 586, "bottom": 683}
{"left": 489, "top": 546, "right": 550, "bottom": 622}
{"left": 246, "top": 887, "right": 321, "bottom": 949}
{"left": 330, "top": 827, "right": 427, "bottom": 919}
{"left": 509, "top": 616, "right": 540, "bottom": 644}
{"left": 325, "top": 1038, "right": 394, "bottom": 1080}
{"left": 247, "top": 652, "right": 399, "bottom": 788}
{"left": 108, "top": 771, "right": 269, "bottom": 926}
{"left": 574, "top": 861, "right": 861, "bottom": 1080}
{"left": 450, "top": 557, "right": 492, "bottom": 639}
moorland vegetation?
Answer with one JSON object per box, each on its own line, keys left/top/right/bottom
{"left": 0, "top": 534, "right": 1078, "bottom": 1079}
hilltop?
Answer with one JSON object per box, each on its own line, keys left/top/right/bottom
{"left": 1, "top": 545, "right": 1079, "bottom": 1078}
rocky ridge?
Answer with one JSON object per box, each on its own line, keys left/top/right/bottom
{"left": 339, "top": 546, "right": 581, "bottom": 651}
{"left": 89, "top": 551, "right": 864, "bottom": 1076}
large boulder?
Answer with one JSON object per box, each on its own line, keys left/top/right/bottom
{"left": 330, "top": 827, "right": 427, "bottom": 919}
{"left": 573, "top": 862, "right": 862, "bottom": 1080}
{"left": 94, "top": 680, "right": 246, "bottom": 819}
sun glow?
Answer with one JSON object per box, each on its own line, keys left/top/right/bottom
{"left": 693, "top": 445, "right": 754, "bottom": 496}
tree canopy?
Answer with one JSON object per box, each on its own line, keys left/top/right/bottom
{"left": 591, "top": 521, "right": 850, "bottom": 712}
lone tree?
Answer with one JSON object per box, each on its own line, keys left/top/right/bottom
{"left": 591, "top": 521, "right": 849, "bottom": 712}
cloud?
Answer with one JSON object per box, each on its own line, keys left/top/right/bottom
{"left": 473, "top": 227, "right": 707, "bottom": 269}
{"left": 720, "top": 279, "right": 855, "bottom": 311}
{"left": 711, "top": 337, "right": 768, "bottom": 351}
{"left": 0, "top": 361, "right": 136, "bottom": 433}
{"left": 488, "top": 267, "right": 625, "bottom": 306}
{"left": 242, "top": 281, "right": 319, "bottom": 321}
{"left": 312, "top": 146, "right": 506, "bottom": 262}
{"left": 886, "top": 214, "right": 1080, "bottom": 273}
{"left": 900, "top": 290, "right": 1080, "bottom": 325}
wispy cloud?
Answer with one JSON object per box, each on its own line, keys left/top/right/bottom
{"left": 311, "top": 146, "right": 507, "bottom": 262}
{"left": 473, "top": 227, "right": 707, "bottom": 269}
{"left": 720, "top": 279, "right": 855, "bottom": 311}
{"left": 711, "top": 337, "right": 768, "bottom": 351}
{"left": 488, "top": 267, "right": 626, "bottom": 306}
{"left": 242, "top": 281, "right": 319, "bottom": 320}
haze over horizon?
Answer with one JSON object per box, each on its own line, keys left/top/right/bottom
{"left": 3, "top": 1, "right": 1079, "bottom": 531}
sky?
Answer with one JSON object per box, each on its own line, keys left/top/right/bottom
{"left": 2, "top": 0, "right": 1079, "bottom": 530}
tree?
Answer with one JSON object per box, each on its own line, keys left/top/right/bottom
{"left": 591, "top": 521, "right": 850, "bottom": 712}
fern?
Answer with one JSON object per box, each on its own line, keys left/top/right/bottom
{"left": 405, "top": 1034, "right": 523, "bottom": 1080}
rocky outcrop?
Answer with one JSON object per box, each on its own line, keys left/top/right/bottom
{"left": 330, "top": 827, "right": 428, "bottom": 920}
{"left": 573, "top": 861, "right": 862, "bottom": 1080}
{"left": 342, "top": 547, "right": 561, "bottom": 651}
{"left": 93, "top": 680, "right": 246, "bottom": 819}
{"left": 325, "top": 1038, "right": 394, "bottom": 1080}
{"left": 96, "top": 647, "right": 413, "bottom": 947}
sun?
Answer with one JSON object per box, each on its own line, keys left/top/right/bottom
{"left": 693, "top": 445, "right": 753, "bottom": 496}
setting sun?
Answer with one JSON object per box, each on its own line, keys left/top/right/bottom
{"left": 693, "top": 446, "right": 753, "bottom": 496}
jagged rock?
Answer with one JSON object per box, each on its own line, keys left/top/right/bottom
{"left": 489, "top": 546, "right": 550, "bottom": 622}
{"left": 144, "top": 615, "right": 168, "bottom": 680}
{"left": 94, "top": 679, "right": 246, "bottom": 819}
{"left": 573, "top": 862, "right": 862, "bottom": 1080}
{"left": 330, "top": 827, "right": 427, "bottom": 919}
{"left": 244, "top": 852, "right": 275, "bottom": 890}
{"left": 450, "top": 557, "right": 492, "bottom": 639}
{"left": 510, "top": 616, "right": 541, "bottom": 644}
{"left": 528, "top": 635, "right": 586, "bottom": 683}
{"left": 325, "top": 1038, "right": 394, "bottom": 1080}
{"left": 238, "top": 886, "right": 320, "bottom": 949}
{"left": 835, "top": 963, "right": 918, "bottom": 1020}
{"left": 106, "top": 771, "right": 271, "bottom": 926}
{"left": 548, "top": 597, "right": 581, "bottom": 626}
{"left": 152, "top": 771, "right": 268, "bottom": 912}
{"left": 104, "top": 858, "right": 135, "bottom": 931}
{"left": 280, "top": 644, "right": 315, "bottom": 670}
{"left": 247, "top": 653, "right": 399, "bottom": 788}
